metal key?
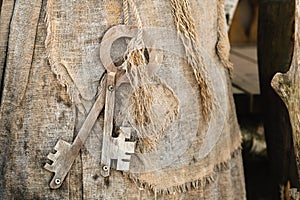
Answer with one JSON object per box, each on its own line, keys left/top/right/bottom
{"left": 44, "top": 75, "right": 107, "bottom": 189}
{"left": 98, "top": 25, "right": 138, "bottom": 177}
{"left": 98, "top": 25, "right": 162, "bottom": 177}
{"left": 99, "top": 68, "right": 136, "bottom": 177}
{"left": 44, "top": 25, "right": 161, "bottom": 189}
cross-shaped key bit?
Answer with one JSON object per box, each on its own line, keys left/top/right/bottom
{"left": 103, "top": 127, "right": 135, "bottom": 173}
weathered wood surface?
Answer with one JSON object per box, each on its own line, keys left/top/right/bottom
{"left": 258, "top": 0, "right": 299, "bottom": 198}
{"left": 0, "top": 0, "right": 245, "bottom": 199}
{"left": 271, "top": 0, "right": 300, "bottom": 191}
{"left": 0, "top": 0, "right": 15, "bottom": 98}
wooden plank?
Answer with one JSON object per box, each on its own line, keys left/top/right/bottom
{"left": 230, "top": 46, "right": 262, "bottom": 115}
{"left": 231, "top": 49, "right": 260, "bottom": 94}
{"left": 232, "top": 85, "right": 244, "bottom": 94}
{"left": 232, "top": 46, "right": 257, "bottom": 62}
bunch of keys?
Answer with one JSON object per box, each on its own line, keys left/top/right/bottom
{"left": 44, "top": 25, "right": 162, "bottom": 189}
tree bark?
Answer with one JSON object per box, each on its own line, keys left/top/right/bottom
{"left": 0, "top": 0, "right": 245, "bottom": 199}
{"left": 258, "top": 0, "right": 299, "bottom": 198}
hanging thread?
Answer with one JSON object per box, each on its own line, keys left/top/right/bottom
{"left": 169, "top": 0, "right": 214, "bottom": 121}
{"left": 120, "top": 0, "right": 179, "bottom": 152}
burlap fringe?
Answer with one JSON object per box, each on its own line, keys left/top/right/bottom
{"left": 45, "top": 0, "right": 83, "bottom": 111}
{"left": 124, "top": 55, "right": 180, "bottom": 152}
{"left": 169, "top": 0, "right": 214, "bottom": 122}
{"left": 129, "top": 82, "right": 179, "bottom": 153}
{"left": 122, "top": 0, "right": 180, "bottom": 152}
{"left": 125, "top": 49, "right": 158, "bottom": 152}
{"left": 216, "top": 0, "right": 234, "bottom": 77}
{"left": 126, "top": 147, "right": 241, "bottom": 195}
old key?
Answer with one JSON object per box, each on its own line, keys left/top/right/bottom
{"left": 44, "top": 25, "right": 162, "bottom": 189}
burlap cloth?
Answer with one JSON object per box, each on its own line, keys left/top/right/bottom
{"left": 44, "top": 0, "right": 243, "bottom": 193}
{"left": 0, "top": 0, "right": 245, "bottom": 199}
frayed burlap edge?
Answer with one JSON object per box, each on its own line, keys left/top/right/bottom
{"left": 125, "top": 147, "right": 242, "bottom": 195}
{"left": 216, "top": 0, "right": 234, "bottom": 77}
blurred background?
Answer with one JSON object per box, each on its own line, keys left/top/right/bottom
{"left": 226, "top": 0, "right": 298, "bottom": 199}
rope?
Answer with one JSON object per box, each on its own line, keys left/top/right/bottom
{"left": 123, "top": 0, "right": 129, "bottom": 25}
{"left": 123, "top": 0, "right": 144, "bottom": 47}
{"left": 122, "top": 0, "right": 158, "bottom": 152}
{"left": 128, "top": 0, "right": 143, "bottom": 46}
{"left": 169, "top": 0, "right": 213, "bottom": 121}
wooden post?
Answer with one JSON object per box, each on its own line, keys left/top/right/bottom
{"left": 258, "top": 0, "right": 299, "bottom": 198}
{"left": 271, "top": 0, "right": 300, "bottom": 196}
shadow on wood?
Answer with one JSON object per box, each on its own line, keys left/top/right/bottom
{"left": 258, "top": 0, "right": 299, "bottom": 199}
